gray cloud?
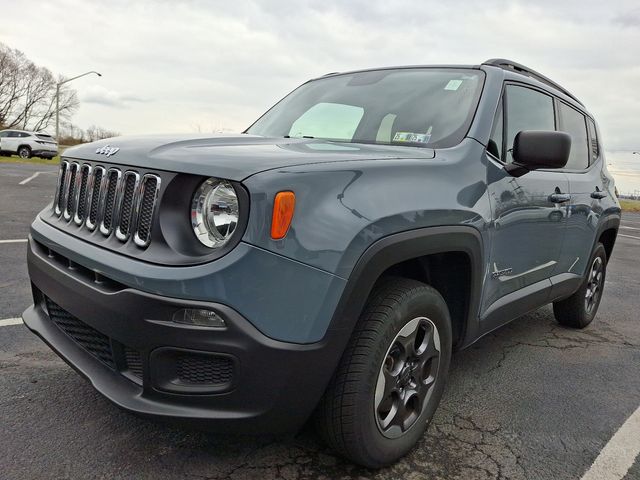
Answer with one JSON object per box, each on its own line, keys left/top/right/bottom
{"left": 612, "top": 7, "right": 640, "bottom": 28}
{"left": 1, "top": 0, "right": 639, "bottom": 149}
{"left": 81, "top": 86, "right": 150, "bottom": 107}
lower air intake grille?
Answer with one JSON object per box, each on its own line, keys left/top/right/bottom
{"left": 176, "top": 354, "right": 234, "bottom": 385}
{"left": 45, "top": 297, "right": 115, "bottom": 369}
{"left": 124, "top": 347, "right": 143, "bottom": 379}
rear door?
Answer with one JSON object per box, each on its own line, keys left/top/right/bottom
{"left": 483, "top": 84, "right": 569, "bottom": 321}
{"left": 1, "top": 131, "right": 19, "bottom": 152}
{"left": 556, "top": 103, "right": 603, "bottom": 278}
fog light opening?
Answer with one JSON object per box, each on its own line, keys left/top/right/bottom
{"left": 172, "top": 309, "right": 226, "bottom": 328}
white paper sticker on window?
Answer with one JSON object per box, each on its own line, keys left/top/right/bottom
{"left": 444, "top": 79, "right": 463, "bottom": 91}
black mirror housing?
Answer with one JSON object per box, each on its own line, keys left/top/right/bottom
{"left": 505, "top": 130, "right": 571, "bottom": 177}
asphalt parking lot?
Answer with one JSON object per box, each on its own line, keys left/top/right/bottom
{"left": 1, "top": 161, "right": 639, "bottom": 480}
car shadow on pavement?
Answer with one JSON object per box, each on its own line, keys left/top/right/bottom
{"left": 4, "top": 300, "right": 636, "bottom": 480}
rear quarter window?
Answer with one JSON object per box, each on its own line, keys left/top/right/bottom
{"left": 587, "top": 118, "right": 599, "bottom": 164}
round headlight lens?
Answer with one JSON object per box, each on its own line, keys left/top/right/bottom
{"left": 191, "top": 178, "right": 239, "bottom": 248}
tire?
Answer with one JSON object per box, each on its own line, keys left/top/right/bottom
{"left": 315, "top": 277, "right": 452, "bottom": 468}
{"left": 553, "top": 243, "right": 607, "bottom": 329}
{"left": 18, "top": 146, "right": 31, "bottom": 159}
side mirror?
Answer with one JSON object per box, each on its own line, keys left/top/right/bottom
{"left": 505, "top": 130, "right": 571, "bottom": 177}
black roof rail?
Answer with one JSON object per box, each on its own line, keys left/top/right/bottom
{"left": 482, "top": 58, "right": 584, "bottom": 106}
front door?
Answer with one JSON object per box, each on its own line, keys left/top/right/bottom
{"left": 483, "top": 84, "right": 569, "bottom": 322}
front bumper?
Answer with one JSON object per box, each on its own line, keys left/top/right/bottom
{"left": 31, "top": 149, "right": 57, "bottom": 157}
{"left": 23, "top": 237, "right": 347, "bottom": 433}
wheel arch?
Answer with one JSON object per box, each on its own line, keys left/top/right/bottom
{"left": 594, "top": 214, "right": 620, "bottom": 264}
{"left": 328, "top": 226, "right": 484, "bottom": 350}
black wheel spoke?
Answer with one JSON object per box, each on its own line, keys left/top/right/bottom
{"left": 375, "top": 316, "right": 442, "bottom": 438}
{"left": 585, "top": 256, "right": 604, "bottom": 314}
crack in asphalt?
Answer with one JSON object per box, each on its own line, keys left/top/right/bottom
{"left": 483, "top": 315, "right": 640, "bottom": 375}
{"left": 2, "top": 302, "right": 639, "bottom": 479}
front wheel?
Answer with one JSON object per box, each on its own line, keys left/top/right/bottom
{"left": 553, "top": 243, "right": 607, "bottom": 328}
{"left": 315, "top": 277, "right": 452, "bottom": 468}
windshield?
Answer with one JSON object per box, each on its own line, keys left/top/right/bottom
{"left": 247, "top": 68, "right": 484, "bottom": 149}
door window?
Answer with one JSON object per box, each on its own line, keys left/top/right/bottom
{"left": 558, "top": 102, "right": 589, "bottom": 170}
{"left": 505, "top": 85, "right": 555, "bottom": 163}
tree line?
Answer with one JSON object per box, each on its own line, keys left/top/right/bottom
{"left": 59, "top": 124, "right": 120, "bottom": 146}
{"left": 0, "top": 42, "right": 118, "bottom": 142}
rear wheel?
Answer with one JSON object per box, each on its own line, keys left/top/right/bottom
{"left": 315, "top": 277, "right": 452, "bottom": 468}
{"left": 553, "top": 243, "right": 607, "bottom": 328}
{"left": 18, "top": 146, "right": 31, "bottom": 159}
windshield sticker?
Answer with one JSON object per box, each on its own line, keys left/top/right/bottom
{"left": 444, "top": 79, "right": 463, "bottom": 91}
{"left": 393, "top": 132, "right": 431, "bottom": 143}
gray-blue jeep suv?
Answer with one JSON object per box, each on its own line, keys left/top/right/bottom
{"left": 22, "top": 59, "right": 621, "bottom": 467}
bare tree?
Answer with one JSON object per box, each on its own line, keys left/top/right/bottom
{"left": 85, "top": 124, "right": 120, "bottom": 142}
{"left": 0, "top": 42, "right": 79, "bottom": 133}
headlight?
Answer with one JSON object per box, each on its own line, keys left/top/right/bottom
{"left": 191, "top": 178, "right": 239, "bottom": 248}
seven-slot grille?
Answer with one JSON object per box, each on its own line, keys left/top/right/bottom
{"left": 53, "top": 160, "right": 160, "bottom": 248}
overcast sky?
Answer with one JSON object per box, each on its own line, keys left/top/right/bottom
{"left": 2, "top": 0, "right": 639, "bottom": 151}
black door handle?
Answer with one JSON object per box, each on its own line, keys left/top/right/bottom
{"left": 549, "top": 193, "right": 571, "bottom": 203}
{"left": 591, "top": 191, "right": 607, "bottom": 199}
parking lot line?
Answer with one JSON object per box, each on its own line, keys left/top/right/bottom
{"left": 619, "top": 234, "right": 640, "bottom": 240}
{"left": 19, "top": 171, "right": 43, "bottom": 185}
{"left": 0, "top": 318, "right": 23, "bottom": 327}
{"left": 0, "top": 239, "right": 27, "bottom": 244}
{"left": 621, "top": 226, "right": 640, "bottom": 231}
{"left": 581, "top": 405, "right": 640, "bottom": 480}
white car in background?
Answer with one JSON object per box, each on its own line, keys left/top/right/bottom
{"left": 0, "top": 129, "right": 58, "bottom": 159}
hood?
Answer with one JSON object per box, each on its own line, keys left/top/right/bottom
{"left": 62, "top": 134, "right": 435, "bottom": 181}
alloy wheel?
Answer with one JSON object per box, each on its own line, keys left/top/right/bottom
{"left": 374, "top": 317, "right": 441, "bottom": 439}
{"left": 585, "top": 256, "right": 603, "bottom": 314}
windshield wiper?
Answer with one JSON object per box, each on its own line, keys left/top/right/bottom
{"left": 284, "top": 135, "right": 315, "bottom": 139}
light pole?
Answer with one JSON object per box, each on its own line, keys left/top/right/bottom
{"left": 55, "top": 70, "right": 102, "bottom": 140}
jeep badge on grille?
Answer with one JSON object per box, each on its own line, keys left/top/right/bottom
{"left": 95, "top": 145, "right": 120, "bottom": 157}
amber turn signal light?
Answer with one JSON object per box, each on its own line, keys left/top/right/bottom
{"left": 271, "top": 191, "right": 296, "bottom": 239}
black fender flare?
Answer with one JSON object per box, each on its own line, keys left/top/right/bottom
{"left": 327, "top": 226, "right": 485, "bottom": 349}
{"left": 593, "top": 212, "right": 621, "bottom": 262}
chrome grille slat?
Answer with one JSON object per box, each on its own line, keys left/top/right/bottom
{"left": 133, "top": 174, "right": 161, "bottom": 248}
{"left": 54, "top": 161, "right": 68, "bottom": 216}
{"left": 63, "top": 162, "right": 79, "bottom": 221}
{"left": 73, "top": 164, "right": 92, "bottom": 225}
{"left": 86, "top": 166, "right": 106, "bottom": 231}
{"left": 115, "top": 171, "right": 140, "bottom": 241}
{"left": 54, "top": 160, "right": 159, "bottom": 249}
{"left": 60, "top": 163, "right": 73, "bottom": 220}
{"left": 99, "top": 168, "right": 122, "bottom": 236}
